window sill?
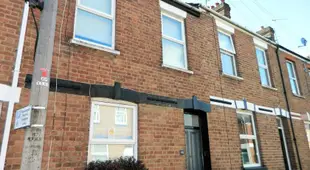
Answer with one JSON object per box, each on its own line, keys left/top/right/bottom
{"left": 244, "top": 167, "right": 267, "bottom": 170}
{"left": 262, "top": 85, "right": 277, "bottom": 91}
{"left": 70, "top": 38, "right": 120, "bottom": 56}
{"left": 222, "top": 73, "right": 244, "bottom": 81}
{"left": 292, "top": 93, "right": 305, "bottom": 99}
{"left": 162, "top": 64, "right": 194, "bottom": 74}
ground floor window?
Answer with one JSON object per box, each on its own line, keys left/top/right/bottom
{"left": 305, "top": 122, "right": 310, "bottom": 149}
{"left": 88, "top": 101, "right": 138, "bottom": 162}
{"left": 237, "top": 110, "right": 261, "bottom": 168}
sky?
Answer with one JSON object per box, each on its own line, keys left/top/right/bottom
{"left": 182, "top": 0, "right": 310, "bottom": 57}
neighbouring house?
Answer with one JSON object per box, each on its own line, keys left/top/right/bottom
{"left": 0, "top": 0, "right": 310, "bottom": 170}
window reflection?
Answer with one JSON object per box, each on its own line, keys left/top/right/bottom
{"left": 241, "top": 139, "right": 259, "bottom": 165}
{"left": 237, "top": 114, "right": 254, "bottom": 136}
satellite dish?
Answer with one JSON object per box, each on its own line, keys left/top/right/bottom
{"left": 301, "top": 38, "right": 307, "bottom": 46}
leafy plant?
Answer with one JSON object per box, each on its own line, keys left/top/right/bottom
{"left": 85, "top": 157, "right": 148, "bottom": 170}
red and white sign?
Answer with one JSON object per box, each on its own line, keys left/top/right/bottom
{"left": 36, "top": 68, "right": 49, "bottom": 87}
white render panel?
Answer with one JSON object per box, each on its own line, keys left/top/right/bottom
{"left": 290, "top": 112, "right": 301, "bottom": 117}
{"left": 253, "top": 38, "right": 268, "bottom": 49}
{"left": 215, "top": 19, "right": 235, "bottom": 34}
{"left": 209, "top": 96, "right": 304, "bottom": 121}
{"left": 292, "top": 116, "right": 301, "bottom": 120}
{"left": 235, "top": 100, "right": 255, "bottom": 111}
{"left": 255, "top": 105, "right": 275, "bottom": 116}
{"left": 210, "top": 96, "right": 236, "bottom": 108}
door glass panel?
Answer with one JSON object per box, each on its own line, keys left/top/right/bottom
{"left": 184, "top": 114, "right": 199, "bottom": 127}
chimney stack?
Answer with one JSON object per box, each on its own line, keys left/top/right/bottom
{"left": 257, "top": 26, "right": 275, "bottom": 41}
{"left": 214, "top": 0, "right": 231, "bottom": 18}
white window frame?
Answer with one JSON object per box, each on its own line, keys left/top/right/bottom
{"left": 88, "top": 101, "right": 138, "bottom": 162}
{"left": 218, "top": 30, "right": 238, "bottom": 76}
{"left": 90, "top": 145, "right": 109, "bottom": 162}
{"left": 73, "top": 0, "right": 116, "bottom": 50}
{"left": 305, "top": 121, "right": 310, "bottom": 142}
{"left": 237, "top": 110, "right": 261, "bottom": 168}
{"left": 255, "top": 47, "right": 272, "bottom": 87}
{"left": 115, "top": 107, "right": 128, "bottom": 125}
{"left": 286, "top": 61, "right": 300, "bottom": 95}
{"left": 93, "top": 104, "right": 100, "bottom": 124}
{"left": 161, "top": 11, "right": 188, "bottom": 70}
{"left": 277, "top": 117, "right": 292, "bottom": 170}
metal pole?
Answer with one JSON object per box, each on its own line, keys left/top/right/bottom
{"left": 0, "top": 2, "right": 30, "bottom": 169}
{"left": 21, "top": 0, "right": 58, "bottom": 169}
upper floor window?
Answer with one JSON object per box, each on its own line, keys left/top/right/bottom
{"left": 161, "top": 12, "right": 187, "bottom": 70}
{"left": 74, "top": 0, "right": 116, "bottom": 49}
{"left": 237, "top": 111, "right": 261, "bottom": 168}
{"left": 255, "top": 48, "right": 271, "bottom": 87}
{"left": 88, "top": 101, "right": 137, "bottom": 162}
{"left": 286, "top": 61, "right": 300, "bottom": 95}
{"left": 218, "top": 31, "right": 237, "bottom": 76}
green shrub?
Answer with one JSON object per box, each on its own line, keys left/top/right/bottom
{"left": 85, "top": 157, "right": 148, "bottom": 170}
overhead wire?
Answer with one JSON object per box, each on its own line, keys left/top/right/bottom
{"left": 252, "top": 0, "right": 275, "bottom": 18}
{"left": 239, "top": 0, "right": 266, "bottom": 24}
{"left": 251, "top": 0, "right": 299, "bottom": 44}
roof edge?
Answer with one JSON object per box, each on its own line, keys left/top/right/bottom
{"left": 161, "top": 0, "right": 201, "bottom": 17}
{"left": 198, "top": 4, "right": 310, "bottom": 63}
{"left": 161, "top": 0, "right": 309, "bottom": 63}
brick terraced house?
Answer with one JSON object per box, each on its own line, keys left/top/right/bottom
{"left": 0, "top": 0, "right": 310, "bottom": 170}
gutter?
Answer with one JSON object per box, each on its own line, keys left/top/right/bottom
{"left": 275, "top": 45, "right": 303, "bottom": 170}
{"left": 161, "top": 0, "right": 201, "bottom": 17}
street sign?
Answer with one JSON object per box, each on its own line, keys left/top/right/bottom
{"left": 14, "top": 106, "right": 32, "bottom": 130}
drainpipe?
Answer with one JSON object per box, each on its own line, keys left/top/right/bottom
{"left": 0, "top": 2, "right": 29, "bottom": 169}
{"left": 275, "top": 45, "right": 302, "bottom": 170}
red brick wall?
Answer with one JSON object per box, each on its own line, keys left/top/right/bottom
{"left": 255, "top": 114, "right": 285, "bottom": 170}
{"left": 282, "top": 118, "right": 310, "bottom": 170}
{"left": 138, "top": 104, "right": 185, "bottom": 170}
{"left": 208, "top": 106, "right": 242, "bottom": 170}
{"left": 4, "top": 90, "right": 90, "bottom": 170}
